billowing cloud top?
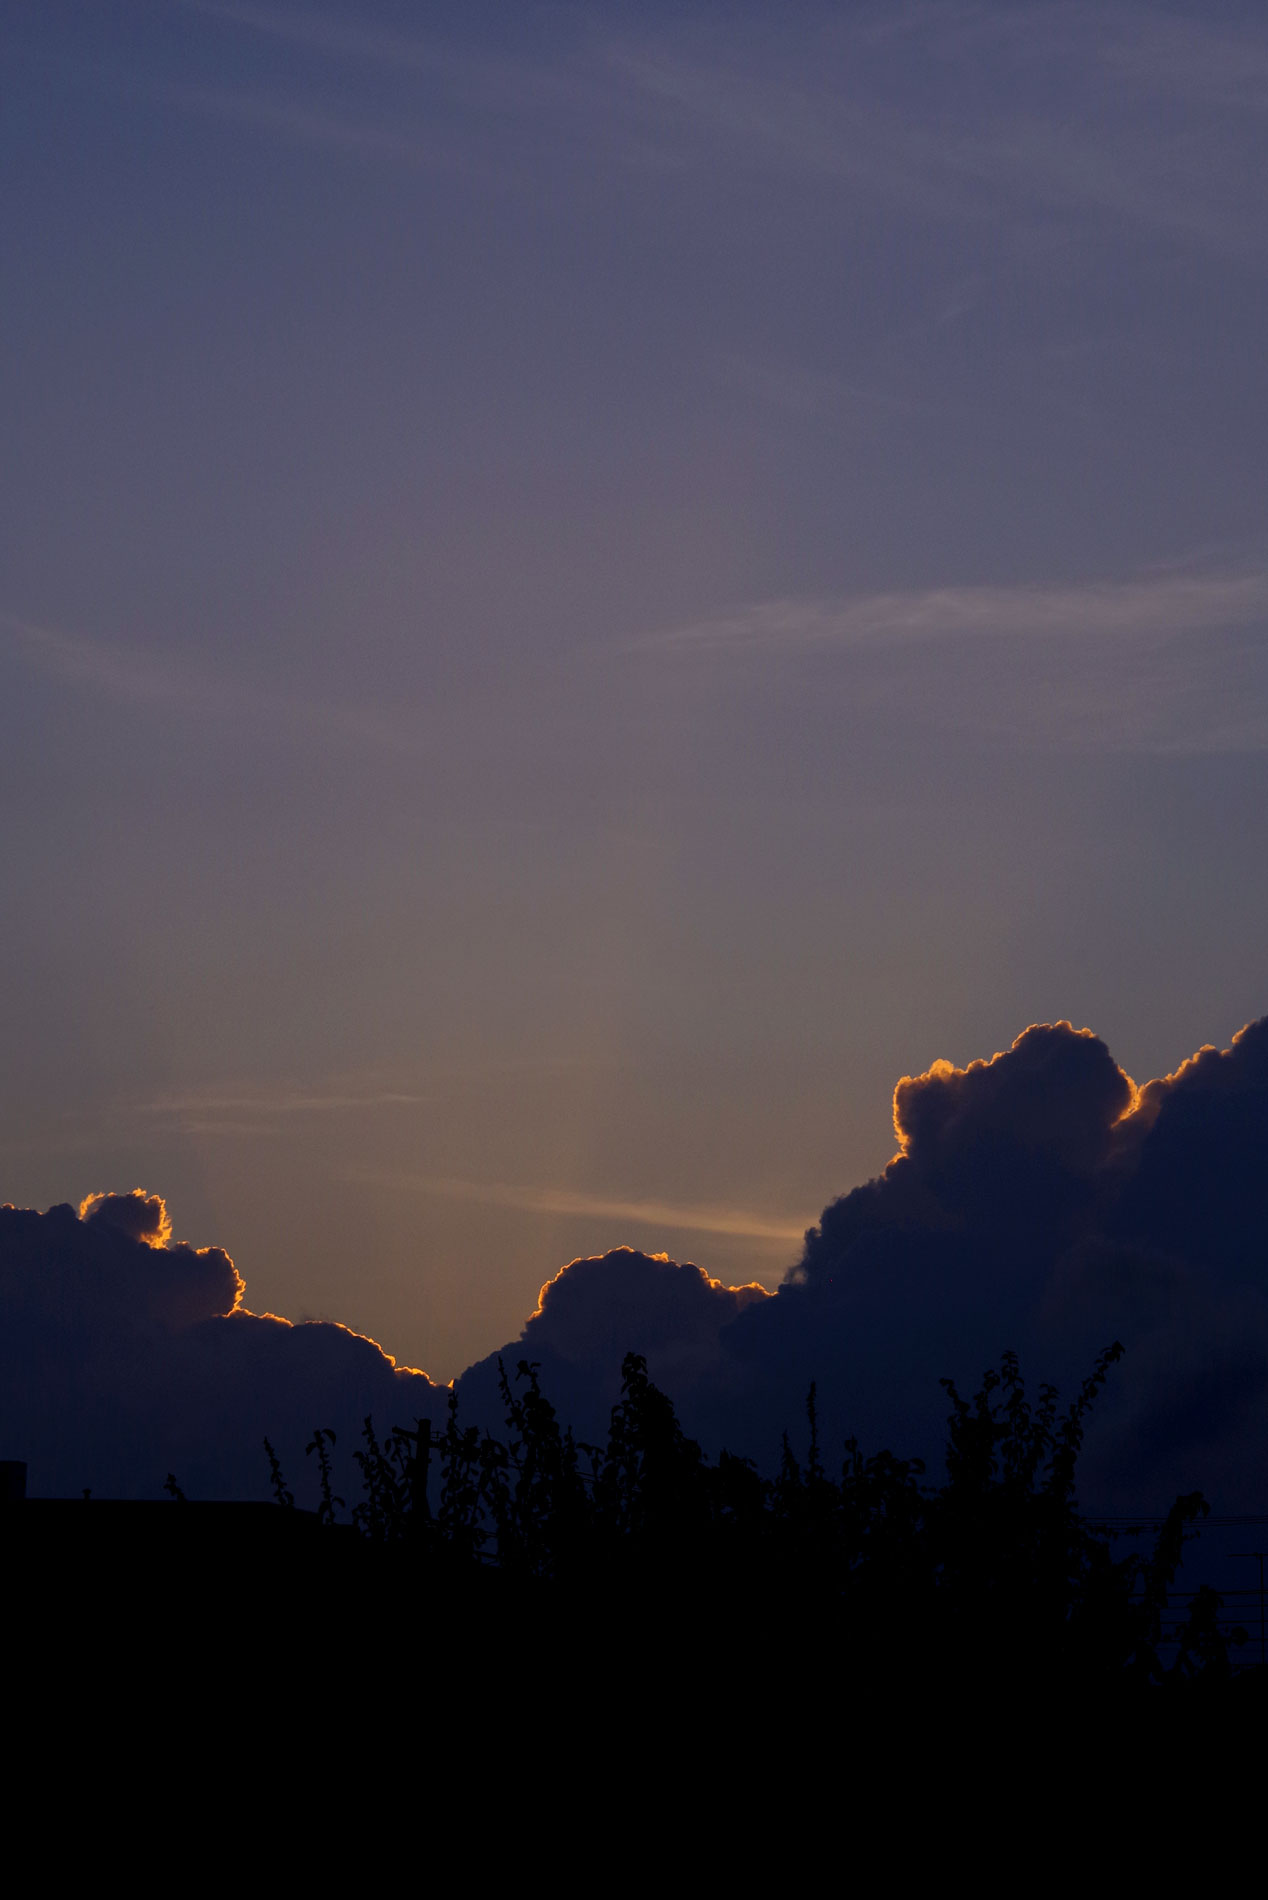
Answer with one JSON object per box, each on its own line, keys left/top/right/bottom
{"left": 896, "top": 1023, "right": 1132, "bottom": 1181}
{"left": 460, "top": 1018, "right": 1268, "bottom": 1506}
{"left": 1110, "top": 1017, "right": 1268, "bottom": 1271}
{"left": 527, "top": 1248, "right": 768, "bottom": 1362}
{"left": 455, "top": 1248, "right": 770, "bottom": 1443}
{"left": 4, "top": 1016, "right": 1268, "bottom": 1507}
{"left": 0, "top": 1192, "right": 444, "bottom": 1502}
{"left": 764, "top": 1019, "right": 1268, "bottom": 1505}
{"left": 80, "top": 1188, "right": 174, "bottom": 1249}
{"left": 795, "top": 1018, "right": 1266, "bottom": 1281}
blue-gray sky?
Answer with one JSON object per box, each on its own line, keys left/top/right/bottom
{"left": 4, "top": 0, "right": 1267, "bottom": 1380}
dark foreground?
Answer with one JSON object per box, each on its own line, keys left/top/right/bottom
{"left": 6, "top": 1349, "right": 1267, "bottom": 1720}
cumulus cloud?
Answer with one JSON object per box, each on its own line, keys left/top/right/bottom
{"left": 894, "top": 1024, "right": 1133, "bottom": 1181}
{"left": 7, "top": 1015, "right": 1268, "bottom": 1511}
{"left": 526, "top": 1249, "right": 769, "bottom": 1360}
{"left": 729, "top": 1018, "right": 1268, "bottom": 1506}
{"left": 457, "top": 1017, "right": 1268, "bottom": 1511}
{"left": 0, "top": 1193, "right": 445, "bottom": 1500}
{"left": 456, "top": 1249, "right": 769, "bottom": 1445}
{"left": 80, "top": 1188, "right": 175, "bottom": 1248}
{"left": 1109, "top": 1016, "right": 1268, "bottom": 1272}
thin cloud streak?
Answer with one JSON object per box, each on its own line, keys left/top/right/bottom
{"left": 355, "top": 1170, "right": 808, "bottom": 1247}
{"left": 606, "top": 6, "right": 1268, "bottom": 256}
{"left": 176, "top": 0, "right": 452, "bottom": 72}
{"left": 637, "top": 572, "right": 1268, "bottom": 655}
{"left": 709, "top": 349, "right": 935, "bottom": 419}
{"left": 126, "top": 1085, "right": 431, "bottom": 1118}
{"left": 76, "top": 1083, "right": 434, "bottom": 1140}
{"left": 0, "top": 1084, "right": 436, "bottom": 1149}
{"left": 0, "top": 612, "right": 418, "bottom": 753}
{"left": 150, "top": 81, "right": 473, "bottom": 174}
{"left": 164, "top": 3, "right": 596, "bottom": 176}
{"left": 171, "top": 4, "right": 1268, "bottom": 255}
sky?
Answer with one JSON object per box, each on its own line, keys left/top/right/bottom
{"left": 4, "top": 0, "right": 1268, "bottom": 1394}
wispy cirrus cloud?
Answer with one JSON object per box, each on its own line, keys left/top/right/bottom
{"left": 176, "top": 0, "right": 450, "bottom": 71}
{"left": 636, "top": 571, "right": 1268, "bottom": 655}
{"left": 166, "top": 3, "right": 1268, "bottom": 257}
{"left": 708, "top": 350, "right": 934, "bottom": 420}
{"left": 158, "top": 83, "right": 461, "bottom": 170}
{"left": 130, "top": 1082, "right": 430, "bottom": 1118}
{"left": 3, "top": 611, "right": 200, "bottom": 703}
{"left": 166, "top": 0, "right": 595, "bottom": 175}
{"left": 354, "top": 1170, "right": 807, "bottom": 1248}
{"left": 0, "top": 1080, "right": 434, "bottom": 1151}
{"left": 605, "top": 5, "right": 1268, "bottom": 255}
{"left": 630, "top": 568, "right": 1268, "bottom": 754}
{"left": 0, "top": 611, "right": 416, "bottom": 752}
{"left": 74, "top": 1081, "right": 433, "bottom": 1141}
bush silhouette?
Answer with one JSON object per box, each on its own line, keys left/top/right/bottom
{"left": 262, "top": 1344, "right": 1248, "bottom": 1689}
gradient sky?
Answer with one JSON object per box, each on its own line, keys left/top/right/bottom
{"left": 4, "top": 0, "right": 1268, "bottom": 1381}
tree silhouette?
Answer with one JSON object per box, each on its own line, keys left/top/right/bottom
{"left": 260, "top": 1343, "right": 1250, "bottom": 1690}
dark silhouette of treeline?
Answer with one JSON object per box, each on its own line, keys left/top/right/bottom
{"left": 253, "top": 1344, "right": 1254, "bottom": 1693}
{"left": 7, "top": 1343, "right": 1261, "bottom": 1711}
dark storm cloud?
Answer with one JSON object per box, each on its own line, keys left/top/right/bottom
{"left": 0, "top": 1194, "right": 445, "bottom": 1500}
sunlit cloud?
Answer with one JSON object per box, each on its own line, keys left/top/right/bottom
{"left": 0, "top": 1192, "right": 443, "bottom": 1499}
{"left": 354, "top": 1170, "right": 807, "bottom": 1247}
